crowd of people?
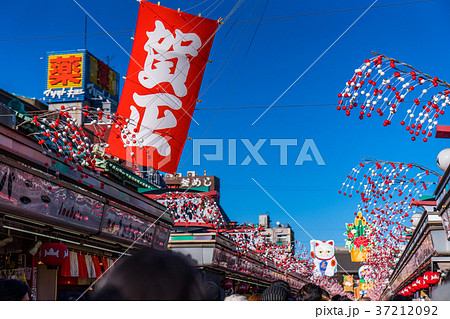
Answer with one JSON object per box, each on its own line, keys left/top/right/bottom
{"left": 0, "top": 249, "right": 448, "bottom": 301}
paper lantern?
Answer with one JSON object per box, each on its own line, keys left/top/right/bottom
{"left": 423, "top": 271, "right": 432, "bottom": 283}
{"left": 429, "top": 272, "right": 440, "bottom": 284}
{"left": 221, "top": 279, "right": 234, "bottom": 290}
{"left": 437, "top": 149, "right": 450, "bottom": 172}
{"left": 236, "top": 282, "right": 249, "bottom": 294}
{"left": 416, "top": 277, "right": 428, "bottom": 289}
{"left": 410, "top": 282, "right": 418, "bottom": 292}
{"left": 40, "top": 243, "right": 68, "bottom": 266}
{"left": 423, "top": 271, "right": 440, "bottom": 285}
{"left": 403, "top": 287, "right": 412, "bottom": 296}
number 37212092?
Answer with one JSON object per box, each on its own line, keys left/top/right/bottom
{"left": 376, "top": 306, "right": 438, "bottom": 316}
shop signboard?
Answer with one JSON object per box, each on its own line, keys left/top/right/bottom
{"left": 164, "top": 175, "right": 220, "bottom": 192}
{"left": 101, "top": 204, "right": 156, "bottom": 246}
{"left": 43, "top": 50, "right": 119, "bottom": 110}
{"left": 43, "top": 51, "right": 86, "bottom": 102}
{"left": 391, "top": 233, "right": 435, "bottom": 291}
{"left": 85, "top": 53, "right": 120, "bottom": 111}
{"left": 153, "top": 225, "right": 170, "bottom": 250}
{"left": 0, "top": 162, "right": 103, "bottom": 233}
{"left": 441, "top": 208, "right": 450, "bottom": 240}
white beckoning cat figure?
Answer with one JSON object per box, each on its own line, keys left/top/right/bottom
{"left": 310, "top": 240, "right": 337, "bottom": 277}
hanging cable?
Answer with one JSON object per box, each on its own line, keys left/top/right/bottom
{"left": 223, "top": 0, "right": 435, "bottom": 24}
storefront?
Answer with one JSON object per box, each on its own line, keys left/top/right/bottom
{"left": 0, "top": 123, "right": 173, "bottom": 300}
{"left": 381, "top": 210, "right": 450, "bottom": 300}
{"left": 169, "top": 232, "right": 308, "bottom": 296}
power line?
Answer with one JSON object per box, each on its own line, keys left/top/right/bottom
{"left": 196, "top": 103, "right": 336, "bottom": 110}
{"left": 0, "top": 31, "right": 133, "bottom": 42}
{"left": 196, "top": 100, "right": 416, "bottom": 110}
{"left": 0, "top": 0, "right": 434, "bottom": 42}
{"left": 221, "top": 184, "right": 337, "bottom": 190}
{"left": 223, "top": 0, "right": 435, "bottom": 24}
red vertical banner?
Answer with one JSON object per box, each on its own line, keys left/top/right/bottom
{"left": 107, "top": 1, "right": 218, "bottom": 173}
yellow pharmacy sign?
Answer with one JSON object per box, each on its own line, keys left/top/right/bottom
{"left": 47, "top": 53, "right": 84, "bottom": 89}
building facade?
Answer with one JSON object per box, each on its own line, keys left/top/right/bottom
{"left": 258, "top": 214, "right": 295, "bottom": 250}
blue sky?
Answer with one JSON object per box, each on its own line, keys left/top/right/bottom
{"left": 1, "top": 0, "right": 449, "bottom": 247}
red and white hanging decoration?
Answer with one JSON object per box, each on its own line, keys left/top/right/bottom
{"left": 60, "top": 250, "right": 115, "bottom": 279}
{"left": 219, "top": 224, "right": 349, "bottom": 297}
{"left": 340, "top": 159, "right": 439, "bottom": 241}
{"left": 339, "top": 158, "right": 440, "bottom": 300}
{"left": 154, "top": 192, "right": 226, "bottom": 228}
{"left": 337, "top": 52, "right": 450, "bottom": 142}
{"left": 27, "top": 105, "right": 114, "bottom": 189}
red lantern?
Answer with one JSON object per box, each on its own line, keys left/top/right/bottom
{"left": 236, "top": 282, "right": 249, "bottom": 294}
{"left": 416, "top": 276, "right": 429, "bottom": 289}
{"left": 403, "top": 287, "right": 411, "bottom": 295}
{"left": 410, "top": 282, "right": 418, "bottom": 293}
{"left": 40, "top": 243, "right": 68, "bottom": 266}
{"left": 430, "top": 272, "right": 440, "bottom": 284}
{"left": 423, "top": 271, "right": 433, "bottom": 284}
{"left": 221, "top": 279, "right": 234, "bottom": 290}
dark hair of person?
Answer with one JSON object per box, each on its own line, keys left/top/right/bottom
{"left": 322, "top": 289, "right": 331, "bottom": 301}
{"left": 391, "top": 294, "right": 412, "bottom": 301}
{"left": 296, "top": 283, "right": 324, "bottom": 301}
{"left": 331, "top": 294, "right": 351, "bottom": 301}
{"left": 0, "top": 278, "right": 29, "bottom": 301}
{"left": 202, "top": 281, "right": 224, "bottom": 301}
{"left": 92, "top": 248, "right": 205, "bottom": 300}
{"left": 339, "top": 295, "right": 351, "bottom": 301}
{"left": 261, "top": 280, "right": 291, "bottom": 301}
{"left": 331, "top": 294, "right": 341, "bottom": 301}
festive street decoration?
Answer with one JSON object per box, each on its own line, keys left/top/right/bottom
{"left": 416, "top": 276, "right": 429, "bottom": 289}
{"left": 358, "top": 265, "right": 373, "bottom": 282}
{"left": 400, "top": 286, "right": 412, "bottom": 296}
{"left": 337, "top": 52, "right": 450, "bottom": 142}
{"left": 310, "top": 240, "right": 337, "bottom": 277}
{"left": 340, "top": 158, "right": 439, "bottom": 242}
{"left": 236, "top": 282, "right": 249, "bottom": 294}
{"left": 340, "top": 158, "right": 440, "bottom": 300}
{"left": 344, "top": 211, "right": 373, "bottom": 262}
{"left": 107, "top": 2, "right": 218, "bottom": 173}
{"left": 343, "top": 275, "right": 354, "bottom": 292}
{"left": 215, "top": 224, "right": 348, "bottom": 297}
{"left": 154, "top": 192, "right": 226, "bottom": 229}
{"left": 40, "top": 243, "right": 68, "bottom": 266}
{"left": 221, "top": 279, "right": 234, "bottom": 291}
{"left": 24, "top": 106, "right": 111, "bottom": 174}
{"left": 424, "top": 271, "right": 440, "bottom": 285}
